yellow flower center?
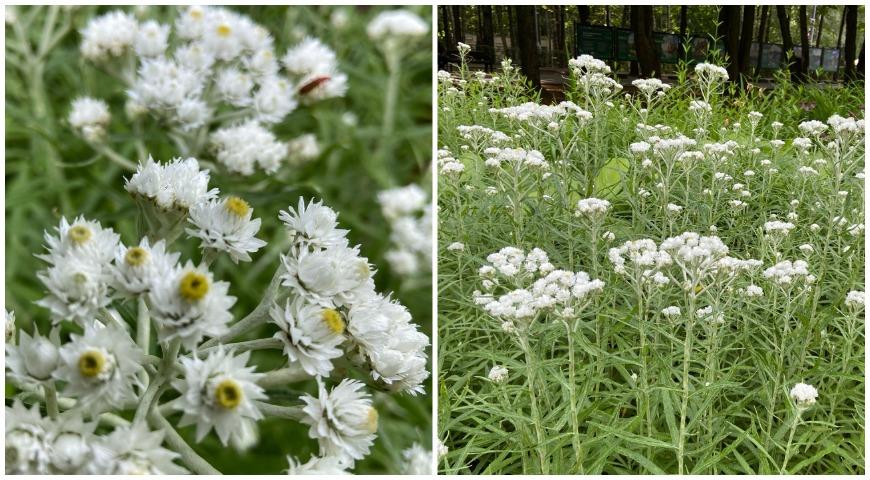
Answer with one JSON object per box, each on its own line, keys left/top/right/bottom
{"left": 78, "top": 350, "right": 106, "bottom": 377}
{"left": 189, "top": 8, "right": 203, "bottom": 20}
{"left": 125, "top": 247, "right": 149, "bottom": 266}
{"left": 216, "top": 23, "right": 232, "bottom": 37}
{"left": 215, "top": 379, "right": 243, "bottom": 409}
{"left": 179, "top": 271, "right": 209, "bottom": 301}
{"left": 365, "top": 407, "right": 379, "bottom": 433}
{"left": 694, "top": 284, "right": 704, "bottom": 294}
{"left": 321, "top": 309, "right": 345, "bottom": 334}
{"left": 225, "top": 196, "right": 250, "bottom": 218}
{"left": 68, "top": 225, "right": 92, "bottom": 245}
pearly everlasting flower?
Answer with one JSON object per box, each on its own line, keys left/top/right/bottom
{"left": 763, "top": 260, "right": 812, "bottom": 286}
{"left": 36, "top": 253, "right": 114, "bottom": 326}
{"left": 609, "top": 239, "right": 671, "bottom": 275}
{"left": 252, "top": 78, "right": 298, "bottom": 124}
{"left": 447, "top": 242, "right": 465, "bottom": 251}
{"left": 270, "top": 297, "right": 346, "bottom": 377}
{"left": 287, "top": 134, "right": 321, "bottom": 166}
{"left": 300, "top": 378, "right": 378, "bottom": 466}
{"left": 282, "top": 37, "right": 348, "bottom": 102}
{"left": 366, "top": 9, "right": 429, "bottom": 52}
{"left": 111, "top": 238, "right": 179, "bottom": 297}
{"left": 789, "top": 382, "right": 818, "bottom": 407}
{"left": 69, "top": 97, "right": 111, "bottom": 142}
{"left": 80, "top": 11, "right": 139, "bottom": 61}
{"left": 661, "top": 306, "right": 681, "bottom": 318}
{"left": 5, "top": 309, "right": 15, "bottom": 342}
{"left": 134, "top": 20, "right": 169, "bottom": 57}
{"left": 279, "top": 198, "right": 349, "bottom": 250}
{"left": 53, "top": 321, "right": 144, "bottom": 411}
{"left": 694, "top": 62, "right": 729, "bottom": 82}
{"left": 844, "top": 290, "right": 865, "bottom": 309}
{"left": 764, "top": 220, "right": 795, "bottom": 236}
{"left": 400, "top": 443, "right": 433, "bottom": 475}
{"left": 215, "top": 67, "right": 254, "bottom": 107}
{"left": 347, "top": 293, "right": 429, "bottom": 394}
{"left": 91, "top": 423, "right": 187, "bottom": 474}
{"left": 659, "top": 232, "right": 729, "bottom": 279}
{"left": 45, "top": 412, "right": 98, "bottom": 474}
{"left": 281, "top": 245, "right": 374, "bottom": 307}
{"left": 575, "top": 197, "right": 611, "bottom": 220}
{"left": 126, "top": 156, "right": 218, "bottom": 211}
{"left": 148, "top": 261, "right": 236, "bottom": 350}
{"left": 172, "top": 347, "right": 266, "bottom": 447}
{"left": 5, "top": 400, "right": 51, "bottom": 474}
{"left": 6, "top": 327, "right": 60, "bottom": 385}
{"left": 743, "top": 284, "right": 764, "bottom": 297}
{"left": 187, "top": 196, "right": 266, "bottom": 263}
{"left": 488, "top": 365, "right": 509, "bottom": 384}
{"left": 286, "top": 455, "right": 350, "bottom": 475}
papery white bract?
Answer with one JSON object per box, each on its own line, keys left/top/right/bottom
{"left": 90, "top": 423, "right": 187, "bottom": 474}
{"left": 187, "top": 196, "right": 267, "bottom": 263}
{"left": 300, "top": 378, "right": 378, "bottom": 466}
{"left": 270, "top": 297, "right": 346, "bottom": 377}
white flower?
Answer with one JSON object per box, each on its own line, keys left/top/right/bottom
{"left": 575, "top": 197, "right": 611, "bottom": 219}
{"left": 488, "top": 365, "right": 509, "bottom": 384}
{"left": 347, "top": 293, "right": 429, "bottom": 394}
{"left": 38, "top": 215, "right": 120, "bottom": 266}
{"left": 90, "top": 423, "right": 187, "bottom": 474}
{"left": 187, "top": 196, "right": 266, "bottom": 263}
{"left": 215, "top": 67, "right": 254, "bottom": 107}
{"left": 147, "top": 261, "right": 236, "bottom": 350}
{"left": 69, "top": 97, "right": 111, "bottom": 142}
{"left": 447, "top": 242, "right": 465, "bottom": 251}
{"left": 436, "top": 439, "right": 449, "bottom": 458}
{"left": 798, "top": 243, "right": 815, "bottom": 254}
{"left": 367, "top": 9, "right": 429, "bottom": 45}
{"left": 45, "top": 412, "right": 98, "bottom": 474}
{"left": 134, "top": 20, "right": 169, "bottom": 57}
{"left": 53, "top": 321, "right": 144, "bottom": 411}
{"left": 694, "top": 62, "right": 729, "bottom": 81}
{"left": 270, "top": 297, "right": 346, "bottom": 377}
{"left": 281, "top": 245, "right": 374, "bottom": 307}
{"left": 36, "top": 254, "right": 113, "bottom": 326}
{"left": 287, "top": 134, "right": 321, "bottom": 166}
{"left": 286, "top": 455, "right": 350, "bottom": 475}
{"left": 172, "top": 347, "right": 266, "bottom": 447}
{"left": 789, "top": 382, "right": 818, "bottom": 407}
{"left": 661, "top": 306, "right": 681, "bottom": 318}
{"left": 5, "top": 400, "right": 51, "bottom": 474}
{"left": 210, "top": 121, "right": 288, "bottom": 175}
{"left": 126, "top": 156, "right": 218, "bottom": 211}
{"left": 378, "top": 185, "right": 428, "bottom": 221}
{"left": 666, "top": 203, "right": 683, "bottom": 213}
{"left": 763, "top": 260, "right": 812, "bottom": 286}
{"left": 282, "top": 37, "right": 348, "bottom": 102}
{"left": 252, "top": 78, "right": 298, "bottom": 124}
{"left": 301, "top": 379, "right": 378, "bottom": 466}
{"left": 111, "top": 238, "right": 179, "bottom": 297}
{"left": 743, "top": 284, "right": 764, "bottom": 297}
{"left": 764, "top": 220, "right": 795, "bottom": 236}
{"left": 80, "top": 11, "right": 138, "bottom": 61}
{"left": 845, "top": 290, "right": 865, "bottom": 309}
{"left": 279, "top": 198, "right": 349, "bottom": 250}
{"left": 401, "top": 443, "right": 433, "bottom": 475}
{"left": 5, "top": 327, "right": 60, "bottom": 385}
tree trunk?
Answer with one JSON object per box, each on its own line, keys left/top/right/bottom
{"left": 857, "top": 42, "right": 865, "bottom": 80}
{"left": 798, "top": 6, "right": 810, "bottom": 78}
{"left": 555, "top": 6, "right": 566, "bottom": 66}
{"left": 737, "top": 6, "right": 756, "bottom": 80}
{"left": 776, "top": 6, "right": 800, "bottom": 82}
{"left": 479, "top": 6, "right": 495, "bottom": 69}
{"left": 755, "top": 6, "right": 770, "bottom": 76}
{"left": 632, "top": 6, "right": 660, "bottom": 77}
{"left": 441, "top": 6, "right": 454, "bottom": 51}
{"left": 515, "top": 6, "right": 541, "bottom": 88}
{"left": 605, "top": 6, "right": 611, "bottom": 27}
{"left": 508, "top": 5, "right": 520, "bottom": 60}
{"left": 844, "top": 5, "right": 858, "bottom": 82}
{"left": 578, "top": 6, "right": 591, "bottom": 25}
{"left": 495, "top": 6, "right": 509, "bottom": 61}
{"left": 815, "top": 10, "right": 825, "bottom": 47}
{"left": 678, "top": 6, "right": 688, "bottom": 59}
{"left": 452, "top": 6, "right": 464, "bottom": 45}
{"left": 718, "top": 6, "right": 741, "bottom": 81}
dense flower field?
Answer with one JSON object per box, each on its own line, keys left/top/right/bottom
{"left": 437, "top": 48, "right": 865, "bottom": 474}
{"left": 5, "top": 6, "right": 432, "bottom": 475}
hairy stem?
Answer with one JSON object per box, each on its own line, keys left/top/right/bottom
{"left": 780, "top": 411, "right": 802, "bottom": 474}
{"left": 43, "top": 381, "right": 58, "bottom": 419}
{"left": 564, "top": 320, "right": 582, "bottom": 470}
{"left": 200, "top": 265, "right": 283, "bottom": 349}
{"left": 134, "top": 339, "right": 181, "bottom": 424}
{"left": 148, "top": 410, "right": 220, "bottom": 475}
{"left": 519, "top": 335, "right": 548, "bottom": 474}
{"left": 677, "top": 290, "right": 697, "bottom": 475}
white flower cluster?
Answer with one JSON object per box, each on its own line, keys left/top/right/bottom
{"left": 845, "top": 290, "right": 865, "bottom": 309}
{"left": 474, "top": 247, "right": 604, "bottom": 324}
{"left": 484, "top": 147, "right": 549, "bottom": 170}
{"left": 762, "top": 260, "right": 814, "bottom": 286}
{"left": 5, "top": 401, "right": 187, "bottom": 474}
{"left": 76, "top": 6, "right": 347, "bottom": 176}
{"left": 438, "top": 148, "right": 465, "bottom": 175}
{"left": 789, "top": 382, "right": 819, "bottom": 407}
{"left": 277, "top": 198, "right": 430, "bottom": 394}
{"left": 575, "top": 197, "right": 611, "bottom": 220}
{"left": 694, "top": 62, "right": 730, "bottom": 82}
{"left": 490, "top": 101, "right": 592, "bottom": 124}
{"left": 457, "top": 125, "right": 511, "bottom": 146}
{"left": 569, "top": 54, "right": 623, "bottom": 97}
{"left": 377, "top": 184, "right": 433, "bottom": 277}
{"left": 608, "top": 239, "right": 672, "bottom": 277}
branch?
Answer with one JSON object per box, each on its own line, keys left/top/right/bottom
{"left": 148, "top": 410, "right": 220, "bottom": 475}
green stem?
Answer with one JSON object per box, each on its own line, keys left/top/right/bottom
{"left": 136, "top": 297, "right": 150, "bottom": 353}
{"left": 781, "top": 412, "right": 802, "bottom": 474}
{"left": 133, "top": 339, "right": 181, "bottom": 424}
{"left": 43, "top": 381, "right": 58, "bottom": 419}
{"left": 564, "top": 320, "right": 582, "bottom": 470}
{"left": 148, "top": 410, "right": 220, "bottom": 475}
{"left": 254, "top": 402, "right": 305, "bottom": 421}
{"left": 677, "top": 290, "right": 697, "bottom": 475}
{"left": 520, "top": 335, "right": 548, "bottom": 474}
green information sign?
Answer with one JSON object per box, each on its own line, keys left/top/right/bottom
{"left": 577, "top": 26, "right": 614, "bottom": 60}
{"left": 760, "top": 44, "right": 783, "bottom": 69}
{"left": 615, "top": 29, "right": 636, "bottom": 61}
{"left": 821, "top": 48, "right": 840, "bottom": 72}
{"left": 654, "top": 33, "right": 681, "bottom": 63}
{"left": 689, "top": 36, "right": 712, "bottom": 62}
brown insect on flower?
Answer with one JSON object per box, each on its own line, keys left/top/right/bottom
{"left": 298, "top": 75, "right": 331, "bottom": 95}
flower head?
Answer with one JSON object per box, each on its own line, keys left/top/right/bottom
{"left": 300, "top": 379, "right": 378, "bottom": 466}
{"left": 270, "top": 297, "right": 346, "bottom": 377}
{"left": 187, "top": 196, "right": 267, "bottom": 263}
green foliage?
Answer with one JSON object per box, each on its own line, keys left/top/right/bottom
{"left": 437, "top": 56, "right": 864, "bottom": 474}
{"left": 5, "top": 5, "right": 431, "bottom": 474}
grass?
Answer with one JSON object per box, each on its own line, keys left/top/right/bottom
{"left": 5, "top": 5, "right": 432, "bottom": 474}
{"left": 437, "top": 55, "right": 864, "bottom": 474}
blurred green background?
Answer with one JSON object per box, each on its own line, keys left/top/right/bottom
{"left": 5, "top": 5, "right": 432, "bottom": 474}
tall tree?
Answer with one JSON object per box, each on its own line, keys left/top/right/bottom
{"left": 843, "top": 5, "right": 858, "bottom": 81}
{"left": 495, "top": 6, "right": 510, "bottom": 60}
{"left": 776, "top": 6, "right": 801, "bottom": 82}
{"left": 578, "top": 6, "right": 591, "bottom": 25}
{"left": 441, "top": 6, "right": 454, "bottom": 51}
{"left": 856, "top": 42, "right": 865, "bottom": 80}
{"left": 621, "top": 5, "right": 630, "bottom": 28}
{"left": 631, "top": 6, "right": 660, "bottom": 77}
{"left": 718, "top": 6, "right": 741, "bottom": 80}
{"left": 737, "top": 6, "right": 756, "bottom": 79}
{"left": 815, "top": 9, "right": 825, "bottom": 47}
{"left": 798, "top": 6, "right": 810, "bottom": 78}
{"left": 452, "top": 6, "right": 464, "bottom": 45}
{"left": 508, "top": 6, "right": 520, "bottom": 60}
{"left": 515, "top": 6, "right": 540, "bottom": 88}
{"left": 479, "top": 6, "right": 495, "bottom": 68}
{"left": 555, "top": 6, "right": 566, "bottom": 65}
{"left": 679, "top": 6, "right": 688, "bottom": 59}
{"left": 755, "top": 6, "right": 770, "bottom": 75}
